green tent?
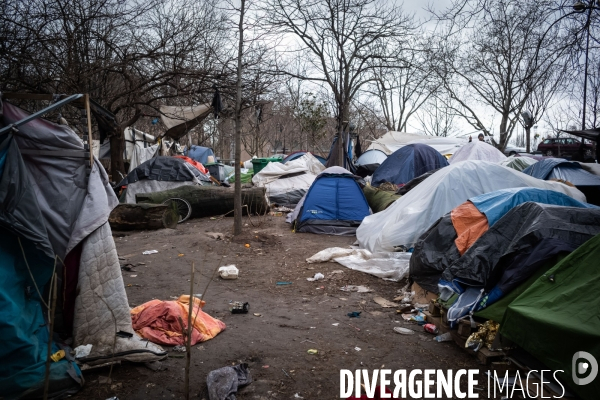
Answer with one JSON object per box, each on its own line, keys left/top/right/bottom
{"left": 363, "top": 185, "right": 401, "bottom": 213}
{"left": 500, "top": 234, "right": 600, "bottom": 400}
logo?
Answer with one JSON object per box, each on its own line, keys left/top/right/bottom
{"left": 572, "top": 351, "right": 598, "bottom": 386}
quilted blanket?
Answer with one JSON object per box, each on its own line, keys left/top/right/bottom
{"left": 73, "top": 222, "right": 166, "bottom": 365}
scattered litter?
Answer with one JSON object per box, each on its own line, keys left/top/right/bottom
{"left": 332, "top": 323, "right": 339, "bottom": 326}
{"left": 340, "top": 285, "right": 372, "bottom": 293}
{"left": 207, "top": 363, "right": 252, "bottom": 400}
{"left": 74, "top": 344, "right": 93, "bottom": 359}
{"left": 414, "top": 303, "right": 429, "bottom": 311}
{"left": 229, "top": 301, "right": 249, "bottom": 314}
{"left": 310, "top": 326, "right": 316, "bottom": 329}
{"left": 50, "top": 349, "right": 65, "bottom": 362}
{"left": 394, "top": 327, "right": 414, "bottom": 335}
{"left": 424, "top": 324, "right": 439, "bottom": 334}
{"left": 244, "top": 243, "right": 250, "bottom": 248}
{"left": 130, "top": 275, "right": 137, "bottom": 278}
{"left": 354, "top": 347, "right": 361, "bottom": 351}
{"left": 306, "top": 273, "right": 324, "bottom": 282}
{"left": 262, "top": 365, "right": 269, "bottom": 369}
{"left": 410, "top": 312, "right": 427, "bottom": 325}
{"left": 300, "top": 339, "right": 317, "bottom": 344}
{"left": 347, "top": 311, "right": 361, "bottom": 318}
{"left": 253, "top": 313, "right": 262, "bottom": 317}
{"left": 401, "top": 313, "right": 413, "bottom": 321}
{"left": 294, "top": 394, "right": 304, "bottom": 399}
{"left": 339, "top": 297, "right": 347, "bottom": 301}
{"left": 111, "top": 383, "right": 123, "bottom": 390}
{"left": 172, "top": 345, "right": 186, "bottom": 352}
{"left": 120, "top": 264, "right": 135, "bottom": 271}
{"left": 330, "top": 270, "right": 344, "bottom": 275}
{"left": 276, "top": 281, "right": 293, "bottom": 285}
{"left": 178, "top": 253, "right": 184, "bottom": 257}
{"left": 106, "top": 396, "right": 119, "bottom": 400}
{"left": 197, "top": 345, "right": 205, "bottom": 351}
{"left": 373, "top": 296, "right": 399, "bottom": 308}
{"left": 282, "top": 369, "right": 294, "bottom": 380}
{"left": 219, "top": 265, "right": 239, "bottom": 280}
{"left": 307, "top": 349, "right": 318, "bottom": 354}
{"left": 206, "top": 232, "right": 224, "bottom": 240}
{"left": 434, "top": 332, "right": 453, "bottom": 342}
{"left": 142, "top": 250, "right": 158, "bottom": 255}
{"left": 137, "top": 262, "right": 146, "bottom": 265}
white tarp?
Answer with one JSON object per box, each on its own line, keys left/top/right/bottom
{"left": 449, "top": 141, "right": 506, "bottom": 164}
{"left": 160, "top": 104, "right": 211, "bottom": 139}
{"left": 367, "top": 131, "right": 466, "bottom": 156}
{"left": 123, "top": 127, "right": 156, "bottom": 162}
{"left": 499, "top": 155, "right": 538, "bottom": 172}
{"left": 306, "top": 247, "right": 411, "bottom": 281}
{"left": 357, "top": 160, "right": 588, "bottom": 252}
{"left": 253, "top": 153, "right": 325, "bottom": 207}
{"left": 128, "top": 143, "right": 159, "bottom": 172}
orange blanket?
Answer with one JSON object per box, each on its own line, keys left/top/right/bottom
{"left": 451, "top": 201, "right": 489, "bottom": 256}
{"left": 131, "top": 295, "right": 226, "bottom": 346}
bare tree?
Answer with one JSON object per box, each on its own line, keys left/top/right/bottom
{"left": 264, "top": 0, "right": 414, "bottom": 165}
{"left": 413, "top": 93, "right": 459, "bottom": 137}
{"left": 433, "top": 0, "right": 572, "bottom": 150}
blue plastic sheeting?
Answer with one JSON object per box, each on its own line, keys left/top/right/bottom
{"left": 371, "top": 143, "right": 448, "bottom": 187}
{"left": 185, "top": 145, "right": 215, "bottom": 164}
{"left": 355, "top": 149, "right": 387, "bottom": 166}
{"left": 0, "top": 230, "right": 82, "bottom": 398}
{"left": 522, "top": 158, "right": 600, "bottom": 186}
{"left": 469, "top": 187, "right": 598, "bottom": 226}
{"left": 282, "top": 151, "right": 327, "bottom": 165}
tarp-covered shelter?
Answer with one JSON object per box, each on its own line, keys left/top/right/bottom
{"left": 523, "top": 158, "right": 600, "bottom": 204}
{"left": 184, "top": 145, "right": 215, "bottom": 165}
{"left": 356, "top": 160, "right": 587, "bottom": 252}
{"left": 371, "top": 143, "right": 448, "bottom": 187}
{"left": 499, "top": 233, "right": 600, "bottom": 400}
{"left": 160, "top": 104, "right": 211, "bottom": 140}
{"left": 367, "top": 131, "right": 466, "bottom": 156}
{"left": 117, "top": 156, "right": 210, "bottom": 203}
{"left": 498, "top": 155, "right": 538, "bottom": 171}
{"left": 252, "top": 153, "right": 325, "bottom": 207}
{"left": 354, "top": 149, "right": 388, "bottom": 178}
{"left": 449, "top": 140, "right": 507, "bottom": 164}
{"left": 410, "top": 188, "right": 598, "bottom": 292}
{"left": 0, "top": 98, "right": 165, "bottom": 398}
{"left": 282, "top": 151, "right": 327, "bottom": 165}
{"left": 289, "top": 167, "right": 370, "bottom": 235}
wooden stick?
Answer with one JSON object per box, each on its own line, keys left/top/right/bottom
{"left": 43, "top": 274, "right": 58, "bottom": 400}
{"left": 184, "top": 262, "right": 195, "bottom": 400}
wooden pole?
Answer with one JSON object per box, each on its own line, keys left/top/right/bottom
{"left": 184, "top": 262, "right": 195, "bottom": 400}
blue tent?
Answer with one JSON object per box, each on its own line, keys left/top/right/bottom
{"left": 372, "top": 143, "right": 448, "bottom": 187}
{"left": 184, "top": 145, "right": 215, "bottom": 164}
{"left": 522, "top": 158, "right": 600, "bottom": 205}
{"left": 295, "top": 167, "right": 370, "bottom": 235}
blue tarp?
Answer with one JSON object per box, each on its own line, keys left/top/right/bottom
{"left": 469, "top": 187, "right": 598, "bottom": 226}
{"left": 185, "top": 145, "right": 215, "bottom": 164}
{"left": 372, "top": 143, "right": 448, "bottom": 187}
{"left": 296, "top": 167, "right": 370, "bottom": 235}
{"left": 522, "top": 158, "right": 600, "bottom": 186}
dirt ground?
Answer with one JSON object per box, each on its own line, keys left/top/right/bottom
{"left": 73, "top": 214, "right": 485, "bottom": 400}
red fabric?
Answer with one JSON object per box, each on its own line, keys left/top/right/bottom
{"left": 174, "top": 155, "right": 209, "bottom": 174}
{"left": 451, "top": 201, "right": 489, "bottom": 255}
{"left": 131, "top": 295, "right": 226, "bottom": 346}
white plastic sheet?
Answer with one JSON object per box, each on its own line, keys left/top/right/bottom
{"left": 367, "top": 131, "right": 467, "bottom": 156}
{"left": 252, "top": 153, "right": 325, "bottom": 186}
{"left": 449, "top": 141, "right": 506, "bottom": 164}
{"left": 356, "top": 160, "right": 588, "bottom": 252}
{"left": 306, "top": 247, "right": 411, "bottom": 281}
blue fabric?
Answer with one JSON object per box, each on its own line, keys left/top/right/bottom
{"left": 522, "top": 158, "right": 600, "bottom": 186}
{"left": 372, "top": 143, "right": 448, "bottom": 187}
{"left": 299, "top": 174, "right": 370, "bottom": 223}
{"left": 0, "top": 141, "right": 8, "bottom": 179}
{"left": 185, "top": 145, "right": 214, "bottom": 164}
{"left": 0, "top": 230, "right": 82, "bottom": 398}
{"left": 469, "top": 187, "right": 598, "bottom": 226}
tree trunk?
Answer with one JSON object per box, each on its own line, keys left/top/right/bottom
{"left": 109, "top": 129, "right": 126, "bottom": 183}
{"left": 109, "top": 203, "right": 179, "bottom": 231}
{"left": 233, "top": 0, "right": 246, "bottom": 235}
{"left": 498, "top": 114, "right": 510, "bottom": 151}
{"left": 136, "top": 185, "right": 269, "bottom": 218}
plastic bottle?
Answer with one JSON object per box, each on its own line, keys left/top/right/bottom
{"left": 434, "top": 332, "right": 453, "bottom": 342}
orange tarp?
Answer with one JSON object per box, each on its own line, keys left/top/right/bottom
{"left": 174, "top": 155, "right": 209, "bottom": 175}
{"left": 451, "top": 201, "right": 489, "bottom": 256}
{"left": 131, "top": 295, "right": 226, "bottom": 346}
